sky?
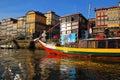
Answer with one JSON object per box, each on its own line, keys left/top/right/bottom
{"left": 0, "top": 0, "right": 120, "bottom": 21}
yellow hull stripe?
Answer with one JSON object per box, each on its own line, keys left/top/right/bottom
{"left": 56, "top": 46, "right": 120, "bottom": 53}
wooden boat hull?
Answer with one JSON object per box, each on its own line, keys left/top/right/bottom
{"left": 38, "top": 40, "right": 120, "bottom": 62}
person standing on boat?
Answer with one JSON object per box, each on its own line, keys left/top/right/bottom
{"left": 41, "top": 30, "right": 47, "bottom": 42}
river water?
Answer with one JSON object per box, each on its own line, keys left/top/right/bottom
{"left": 0, "top": 49, "right": 120, "bottom": 80}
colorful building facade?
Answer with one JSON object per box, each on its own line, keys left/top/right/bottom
{"left": 0, "top": 18, "right": 17, "bottom": 40}
{"left": 17, "top": 16, "right": 26, "bottom": 37}
{"left": 60, "top": 13, "right": 87, "bottom": 45}
{"left": 26, "top": 11, "right": 47, "bottom": 38}
{"left": 94, "top": 2, "right": 120, "bottom": 37}
{"left": 45, "top": 11, "right": 60, "bottom": 26}
{"left": 44, "top": 11, "right": 60, "bottom": 40}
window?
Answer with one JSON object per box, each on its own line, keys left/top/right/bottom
{"left": 101, "top": 21, "right": 104, "bottom": 25}
{"left": 98, "top": 17, "right": 100, "bottom": 20}
{"left": 61, "top": 18, "right": 66, "bottom": 23}
{"left": 71, "top": 16, "right": 79, "bottom": 22}
{"left": 66, "top": 17, "right": 71, "bottom": 22}
{"left": 71, "top": 17, "right": 74, "bottom": 21}
{"left": 105, "top": 21, "right": 107, "bottom": 24}
{"left": 74, "top": 16, "right": 79, "bottom": 21}
{"left": 98, "top": 40, "right": 106, "bottom": 48}
{"left": 71, "top": 29, "right": 77, "bottom": 33}
{"left": 118, "top": 40, "right": 120, "bottom": 48}
{"left": 101, "top": 17, "right": 103, "bottom": 20}
{"left": 97, "top": 21, "right": 100, "bottom": 25}
{"left": 108, "top": 40, "right": 116, "bottom": 48}
{"left": 97, "top": 13, "right": 100, "bottom": 16}
{"left": 101, "top": 12, "right": 103, "bottom": 16}
{"left": 105, "top": 17, "right": 107, "bottom": 20}
{"left": 105, "top": 12, "right": 107, "bottom": 15}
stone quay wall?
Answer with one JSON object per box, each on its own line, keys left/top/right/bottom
{"left": 6, "top": 40, "right": 42, "bottom": 49}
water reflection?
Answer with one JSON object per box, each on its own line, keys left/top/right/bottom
{"left": 0, "top": 49, "right": 120, "bottom": 80}
{"left": 34, "top": 54, "right": 120, "bottom": 80}
{"left": 0, "top": 49, "right": 25, "bottom": 80}
{"left": 32, "top": 54, "right": 120, "bottom": 80}
{"left": 0, "top": 49, "right": 46, "bottom": 80}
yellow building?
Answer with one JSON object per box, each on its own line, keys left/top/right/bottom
{"left": 44, "top": 11, "right": 59, "bottom": 26}
{"left": 44, "top": 11, "right": 60, "bottom": 40}
{"left": 26, "top": 10, "right": 47, "bottom": 38}
{"left": 17, "top": 16, "right": 26, "bottom": 37}
{"left": 107, "top": 6, "right": 120, "bottom": 27}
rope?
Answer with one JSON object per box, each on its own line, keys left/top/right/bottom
{"left": 46, "top": 21, "right": 60, "bottom": 33}
{"left": 34, "top": 21, "right": 60, "bottom": 41}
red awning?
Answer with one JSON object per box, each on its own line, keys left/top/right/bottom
{"left": 96, "top": 35, "right": 105, "bottom": 39}
{"left": 53, "top": 34, "right": 60, "bottom": 39}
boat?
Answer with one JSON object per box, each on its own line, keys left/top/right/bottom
{"left": 36, "top": 37, "right": 120, "bottom": 62}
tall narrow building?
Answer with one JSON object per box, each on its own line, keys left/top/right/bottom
{"left": 12, "top": 23, "right": 18, "bottom": 38}
{"left": 45, "top": 11, "right": 59, "bottom": 26}
{"left": 0, "top": 22, "right": 1, "bottom": 40}
{"left": 0, "top": 19, "right": 7, "bottom": 39}
{"left": 17, "top": 16, "right": 26, "bottom": 37}
{"left": 44, "top": 11, "right": 60, "bottom": 40}
{"left": 26, "top": 10, "right": 47, "bottom": 38}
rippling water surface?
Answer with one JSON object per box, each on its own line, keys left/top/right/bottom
{"left": 0, "top": 49, "right": 120, "bottom": 80}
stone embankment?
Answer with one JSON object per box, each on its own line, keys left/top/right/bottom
{"left": 2, "top": 40, "right": 42, "bottom": 49}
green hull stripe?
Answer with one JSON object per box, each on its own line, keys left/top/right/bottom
{"left": 65, "top": 51, "right": 120, "bottom": 56}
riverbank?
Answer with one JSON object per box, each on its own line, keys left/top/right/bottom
{"left": 0, "top": 40, "right": 42, "bottom": 49}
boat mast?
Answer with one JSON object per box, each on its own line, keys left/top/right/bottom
{"left": 87, "top": 3, "right": 92, "bottom": 38}
{"left": 88, "top": 3, "right": 92, "bottom": 19}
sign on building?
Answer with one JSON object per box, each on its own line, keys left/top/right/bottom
{"left": 61, "top": 33, "right": 76, "bottom": 45}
